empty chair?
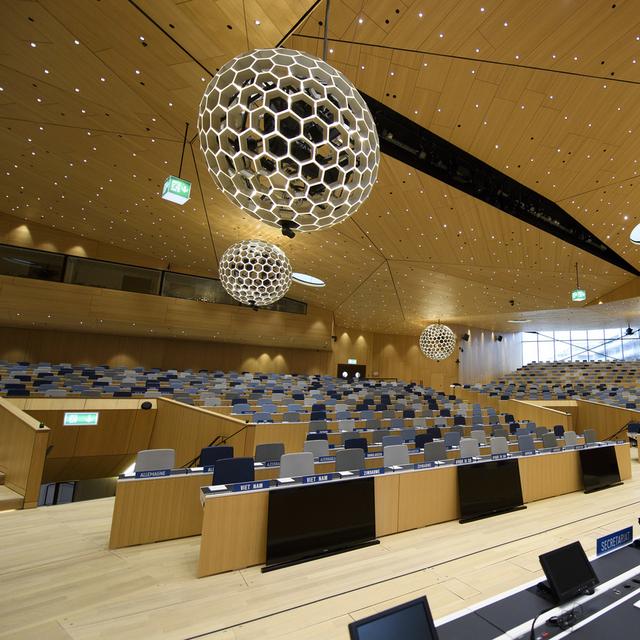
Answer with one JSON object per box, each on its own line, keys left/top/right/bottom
{"left": 535, "top": 426, "right": 548, "bottom": 439}
{"left": 517, "top": 434, "right": 535, "bottom": 454}
{"left": 492, "top": 427, "right": 507, "bottom": 438}
{"left": 444, "top": 431, "right": 461, "bottom": 448}
{"left": 306, "top": 432, "right": 328, "bottom": 441}
{"left": 282, "top": 412, "right": 300, "bottom": 422}
{"left": 254, "top": 442, "right": 285, "bottom": 463}
{"left": 516, "top": 427, "right": 529, "bottom": 438}
{"left": 509, "top": 422, "right": 520, "bottom": 435}
{"left": 365, "top": 418, "right": 381, "bottom": 430}
{"left": 415, "top": 433, "right": 432, "bottom": 449}
{"left": 403, "top": 409, "right": 415, "bottom": 418}
{"left": 413, "top": 417, "right": 427, "bottom": 428}
{"left": 309, "top": 411, "right": 326, "bottom": 421}
{"left": 504, "top": 413, "right": 515, "bottom": 424}
{"left": 400, "top": 427, "right": 416, "bottom": 443}
{"left": 553, "top": 424, "right": 565, "bottom": 437}
{"left": 426, "top": 426, "right": 441, "bottom": 440}
{"left": 279, "top": 452, "right": 315, "bottom": 478}
{"left": 335, "top": 448, "right": 365, "bottom": 471}
{"left": 459, "top": 438, "right": 480, "bottom": 458}
{"left": 135, "top": 448, "right": 175, "bottom": 472}
{"left": 390, "top": 417, "right": 404, "bottom": 429}
{"left": 526, "top": 423, "right": 537, "bottom": 434}
{"left": 440, "top": 408, "right": 451, "bottom": 417}
{"left": 424, "top": 440, "right": 447, "bottom": 462}
{"left": 382, "top": 435, "right": 403, "bottom": 448}
{"left": 338, "top": 418, "right": 355, "bottom": 432}
{"left": 434, "top": 417, "right": 447, "bottom": 428}
{"left": 360, "top": 409, "right": 375, "bottom": 420}
{"left": 371, "top": 429, "right": 388, "bottom": 443}
{"left": 304, "top": 439, "right": 330, "bottom": 458}
{"left": 383, "top": 444, "right": 410, "bottom": 467}
{"left": 253, "top": 412, "right": 273, "bottom": 423}
{"left": 453, "top": 415, "right": 466, "bottom": 425}
{"left": 200, "top": 445, "right": 233, "bottom": 467}
{"left": 487, "top": 414, "right": 499, "bottom": 425}
{"left": 344, "top": 437, "right": 368, "bottom": 454}
{"left": 563, "top": 430, "right": 578, "bottom": 447}
{"left": 308, "top": 419, "right": 326, "bottom": 432}
{"left": 214, "top": 457, "right": 255, "bottom": 485}
{"left": 381, "top": 410, "right": 395, "bottom": 419}
{"left": 490, "top": 436, "right": 509, "bottom": 455}
{"left": 541, "top": 432, "right": 558, "bottom": 449}
{"left": 583, "top": 428, "right": 597, "bottom": 444}
{"left": 335, "top": 410, "right": 351, "bottom": 420}
{"left": 451, "top": 424, "right": 465, "bottom": 436}
{"left": 470, "top": 429, "right": 486, "bottom": 445}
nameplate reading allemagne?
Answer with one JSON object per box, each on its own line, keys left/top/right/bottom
{"left": 414, "top": 461, "right": 435, "bottom": 470}
{"left": 318, "top": 456, "right": 336, "bottom": 463}
{"left": 359, "top": 467, "right": 385, "bottom": 476}
{"left": 302, "top": 473, "right": 335, "bottom": 484}
{"left": 229, "top": 480, "right": 270, "bottom": 492}
{"left": 135, "top": 469, "right": 171, "bottom": 479}
{"left": 263, "top": 460, "right": 280, "bottom": 467}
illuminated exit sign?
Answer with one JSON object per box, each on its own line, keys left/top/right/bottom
{"left": 571, "top": 288, "right": 586, "bottom": 302}
{"left": 63, "top": 412, "right": 99, "bottom": 426}
{"left": 162, "top": 175, "right": 191, "bottom": 205}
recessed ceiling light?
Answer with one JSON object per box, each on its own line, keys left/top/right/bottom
{"left": 507, "top": 319, "right": 531, "bottom": 323}
{"left": 292, "top": 272, "right": 326, "bottom": 287}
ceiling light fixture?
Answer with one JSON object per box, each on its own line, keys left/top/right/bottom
{"left": 571, "top": 262, "right": 586, "bottom": 302}
{"left": 507, "top": 319, "right": 531, "bottom": 324}
{"left": 197, "top": 48, "right": 379, "bottom": 237}
{"left": 419, "top": 323, "right": 457, "bottom": 361}
{"left": 630, "top": 222, "right": 640, "bottom": 244}
{"left": 291, "top": 272, "right": 326, "bottom": 287}
{"left": 218, "top": 239, "right": 292, "bottom": 308}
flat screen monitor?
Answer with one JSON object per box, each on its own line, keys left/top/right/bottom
{"left": 348, "top": 596, "right": 439, "bottom": 640}
{"left": 265, "top": 477, "right": 376, "bottom": 570}
{"left": 457, "top": 459, "right": 524, "bottom": 523}
{"left": 579, "top": 445, "right": 622, "bottom": 493}
{"left": 539, "top": 541, "right": 599, "bottom": 604}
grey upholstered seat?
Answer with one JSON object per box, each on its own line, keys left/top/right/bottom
{"left": 134, "top": 448, "right": 175, "bottom": 472}
{"left": 279, "top": 452, "right": 315, "bottom": 478}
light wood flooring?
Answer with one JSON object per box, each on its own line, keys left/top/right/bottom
{"left": 1, "top": 456, "right": 639, "bottom": 640}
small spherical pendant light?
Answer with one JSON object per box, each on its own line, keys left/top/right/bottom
{"left": 198, "top": 48, "right": 379, "bottom": 237}
{"left": 419, "top": 323, "right": 457, "bottom": 361}
{"left": 218, "top": 239, "right": 292, "bottom": 307}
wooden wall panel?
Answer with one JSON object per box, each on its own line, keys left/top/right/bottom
{"left": 574, "top": 400, "right": 640, "bottom": 441}
{"left": 0, "top": 398, "right": 49, "bottom": 508}
{"left": 149, "top": 398, "right": 250, "bottom": 466}
{"left": 498, "top": 399, "right": 573, "bottom": 431}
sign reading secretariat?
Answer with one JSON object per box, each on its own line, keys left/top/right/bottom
{"left": 596, "top": 526, "right": 633, "bottom": 556}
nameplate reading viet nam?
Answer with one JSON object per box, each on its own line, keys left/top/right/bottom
{"left": 229, "top": 480, "right": 271, "bottom": 492}
{"left": 63, "top": 411, "right": 99, "bottom": 426}
{"left": 596, "top": 526, "right": 633, "bottom": 556}
{"left": 302, "top": 473, "right": 336, "bottom": 484}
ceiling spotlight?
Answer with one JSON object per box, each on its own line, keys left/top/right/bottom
{"left": 626, "top": 324, "right": 634, "bottom": 336}
{"left": 495, "top": 335, "right": 503, "bottom": 342}
{"left": 462, "top": 333, "right": 470, "bottom": 341}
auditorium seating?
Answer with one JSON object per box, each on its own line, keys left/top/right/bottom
{"left": 134, "top": 449, "right": 175, "bottom": 472}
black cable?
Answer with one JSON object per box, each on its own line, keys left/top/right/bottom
{"left": 180, "top": 420, "right": 251, "bottom": 468}
{"left": 530, "top": 605, "right": 555, "bottom": 640}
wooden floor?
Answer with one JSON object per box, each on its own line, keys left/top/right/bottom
{"left": 1, "top": 455, "right": 639, "bottom": 640}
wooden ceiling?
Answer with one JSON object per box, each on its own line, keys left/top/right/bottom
{"left": 2, "top": 0, "right": 640, "bottom": 336}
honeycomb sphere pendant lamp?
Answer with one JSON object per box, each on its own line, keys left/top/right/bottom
{"left": 218, "top": 239, "right": 292, "bottom": 308}
{"left": 197, "top": 48, "right": 379, "bottom": 237}
{"left": 419, "top": 323, "right": 457, "bottom": 361}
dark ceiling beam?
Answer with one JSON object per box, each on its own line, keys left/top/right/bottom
{"left": 362, "top": 92, "right": 640, "bottom": 277}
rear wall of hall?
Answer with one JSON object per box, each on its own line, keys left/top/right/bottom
{"left": 0, "top": 325, "right": 520, "bottom": 387}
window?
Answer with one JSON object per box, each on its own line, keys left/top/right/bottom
{"left": 65, "top": 257, "right": 161, "bottom": 294}
{"left": 522, "top": 328, "right": 640, "bottom": 363}
{"left": 0, "top": 244, "right": 65, "bottom": 281}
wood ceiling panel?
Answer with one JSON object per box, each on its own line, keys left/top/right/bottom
{"left": 1, "top": 0, "right": 640, "bottom": 339}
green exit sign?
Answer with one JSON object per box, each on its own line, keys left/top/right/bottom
{"left": 162, "top": 175, "right": 191, "bottom": 205}
{"left": 571, "top": 288, "right": 586, "bottom": 302}
{"left": 63, "top": 412, "right": 99, "bottom": 426}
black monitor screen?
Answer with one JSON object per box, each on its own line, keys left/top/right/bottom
{"left": 579, "top": 446, "right": 621, "bottom": 493}
{"left": 348, "top": 596, "right": 439, "bottom": 640}
{"left": 539, "top": 541, "right": 599, "bottom": 604}
{"left": 266, "top": 477, "right": 376, "bottom": 568}
{"left": 457, "top": 459, "right": 524, "bottom": 522}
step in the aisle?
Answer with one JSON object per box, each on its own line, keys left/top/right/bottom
{"left": 0, "top": 485, "right": 23, "bottom": 511}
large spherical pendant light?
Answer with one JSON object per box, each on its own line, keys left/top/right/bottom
{"left": 197, "top": 48, "right": 379, "bottom": 237}
{"left": 419, "top": 324, "right": 457, "bottom": 361}
{"left": 218, "top": 239, "right": 292, "bottom": 307}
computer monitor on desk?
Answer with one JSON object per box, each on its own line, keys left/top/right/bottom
{"left": 348, "top": 596, "right": 439, "bottom": 640}
{"left": 538, "top": 541, "right": 600, "bottom": 604}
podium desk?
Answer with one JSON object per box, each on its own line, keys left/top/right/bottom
{"left": 197, "top": 443, "right": 631, "bottom": 577}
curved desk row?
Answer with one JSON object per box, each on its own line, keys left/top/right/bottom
{"left": 196, "top": 442, "right": 631, "bottom": 577}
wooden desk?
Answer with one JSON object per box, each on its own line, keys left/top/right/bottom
{"left": 197, "top": 443, "right": 632, "bottom": 577}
